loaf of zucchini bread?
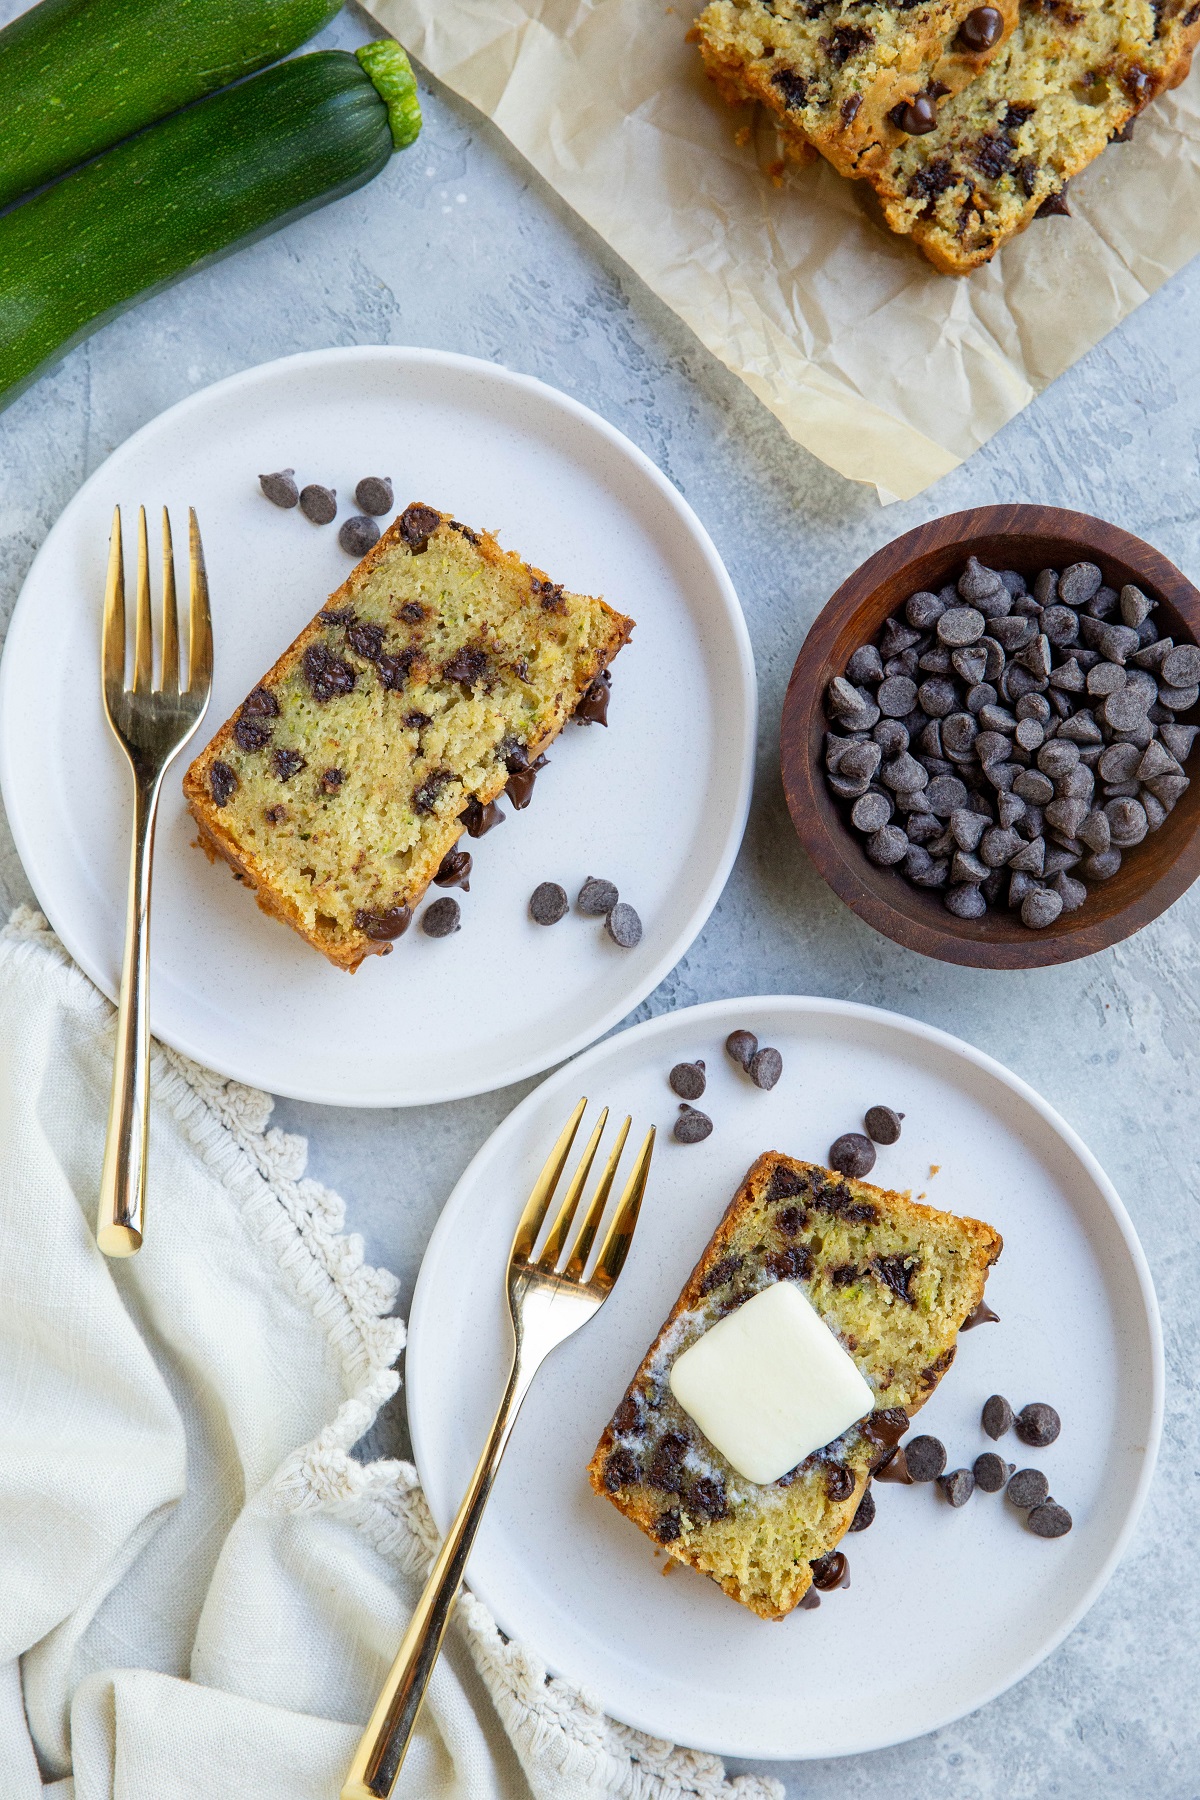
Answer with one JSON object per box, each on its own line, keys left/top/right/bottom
{"left": 587, "top": 1153, "right": 1001, "bottom": 1619}
{"left": 692, "top": 0, "right": 1019, "bottom": 181}
{"left": 184, "top": 503, "right": 632, "bottom": 970}
{"left": 873, "top": 0, "right": 1200, "bottom": 271}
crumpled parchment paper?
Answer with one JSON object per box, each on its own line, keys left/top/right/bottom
{"left": 362, "top": 0, "right": 1200, "bottom": 501}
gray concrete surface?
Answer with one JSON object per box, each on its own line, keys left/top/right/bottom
{"left": 1, "top": 3, "right": 1197, "bottom": 1793}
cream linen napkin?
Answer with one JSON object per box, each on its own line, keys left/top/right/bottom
{"left": 0, "top": 909, "right": 778, "bottom": 1800}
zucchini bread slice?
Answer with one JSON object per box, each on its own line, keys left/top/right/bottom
{"left": 868, "top": 0, "right": 1200, "bottom": 272}
{"left": 692, "top": 0, "right": 1019, "bottom": 182}
{"left": 183, "top": 503, "right": 632, "bottom": 970}
{"left": 587, "top": 1153, "right": 1001, "bottom": 1620}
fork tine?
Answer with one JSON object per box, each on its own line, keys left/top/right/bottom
{"left": 509, "top": 1098, "right": 587, "bottom": 1265}
{"left": 563, "top": 1115, "right": 631, "bottom": 1282}
{"left": 102, "top": 507, "right": 125, "bottom": 701}
{"left": 187, "top": 508, "right": 213, "bottom": 696}
{"left": 537, "top": 1108, "right": 607, "bottom": 1271}
{"left": 132, "top": 506, "right": 153, "bottom": 694}
{"left": 159, "top": 508, "right": 180, "bottom": 695}
{"left": 590, "top": 1127, "right": 655, "bottom": 1293}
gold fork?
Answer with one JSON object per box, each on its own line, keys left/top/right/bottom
{"left": 96, "top": 506, "right": 212, "bottom": 1257}
{"left": 342, "top": 1099, "right": 655, "bottom": 1800}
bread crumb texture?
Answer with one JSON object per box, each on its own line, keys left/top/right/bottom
{"left": 587, "top": 1153, "right": 1001, "bottom": 1619}
{"left": 183, "top": 506, "right": 631, "bottom": 969}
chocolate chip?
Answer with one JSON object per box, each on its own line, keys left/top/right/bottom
{"left": 421, "top": 897, "right": 461, "bottom": 937}
{"left": 749, "top": 1046, "right": 783, "bottom": 1090}
{"left": 578, "top": 876, "right": 618, "bottom": 915}
{"left": 399, "top": 502, "right": 441, "bottom": 550}
{"left": 460, "top": 795, "right": 505, "bottom": 837}
{"left": 654, "top": 1509, "right": 681, "bottom": 1543}
{"left": 1028, "top": 1501, "right": 1073, "bottom": 1538}
{"left": 574, "top": 671, "right": 612, "bottom": 725}
{"left": 233, "top": 714, "right": 273, "bottom": 752}
{"left": 689, "top": 1475, "right": 729, "bottom": 1519}
{"left": 303, "top": 641, "right": 356, "bottom": 701}
{"left": 938, "top": 1467, "right": 975, "bottom": 1506}
{"left": 982, "top": 1393, "right": 1013, "bottom": 1439}
{"left": 606, "top": 903, "right": 642, "bottom": 948}
{"left": 973, "top": 1452, "right": 1012, "bottom": 1493}
{"left": 957, "top": 5, "right": 1004, "bottom": 47}
{"left": 847, "top": 1486, "right": 876, "bottom": 1531}
{"left": 938, "top": 606, "right": 986, "bottom": 646}
{"left": 299, "top": 483, "right": 337, "bottom": 525}
{"left": 272, "top": 748, "right": 305, "bottom": 781}
{"left": 669, "top": 1061, "right": 707, "bottom": 1100}
{"left": 726, "top": 1029, "right": 758, "bottom": 1069}
{"left": 904, "top": 1435, "right": 947, "bottom": 1482}
{"left": 433, "top": 848, "right": 471, "bottom": 891}
{"left": 355, "top": 476, "right": 393, "bottom": 516}
{"left": 674, "top": 1105, "right": 713, "bottom": 1144}
{"left": 878, "top": 674, "right": 918, "bottom": 717}
{"left": 603, "top": 1447, "right": 638, "bottom": 1491}
{"left": 529, "top": 882, "right": 568, "bottom": 925}
{"left": 829, "top": 1133, "right": 876, "bottom": 1178}
{"left": 852, "top": 791, "right": 893, "bottom": 834}
{"left": 891, "top": 95, "right": 937, "bottom": 134}
{"left": 1021, "top": 887, "right": 1063, "bottom": 929}
{"left": 864, "top": 1104, "right": 903, "bottom": 1144}
{"left": 209, "top": 761, "right": 237, "bottom": 807}
{"left": 338, "top": 515, "right": 380, "bottom": 558}
{"left": 1015, "top": 1401, "right": 1061, "bottom": 1446}
{"left": 320, "top": 767, "right": 344, "bottom": 796}
{"left": 354, "top": 904, "right": 412, "bottom": 941}
{"left": 944, "top": 883, "right": 986, "bottom": 919}
{"left": 811, "top": 1549, "right": 850, "bottom": 1589}
{"left": 259, "top": 469, "right": 298, "bottom": 508}
{"left": 1006, "top": 1467, "right": 1050, "bottom": 1509}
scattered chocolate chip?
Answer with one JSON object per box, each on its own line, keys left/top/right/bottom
{"left": 1027, "top": 1501, "right": 1073, "bottom": 1538}
{"left": 726, "top": 1030, "right": 758, "bottom": 1070}
{"left": 529, "top": 881, "right": 568, "bottom": 925}
{"left": 299, "top": 483, "right": 337, "bottom": 525}
{"left": 749, "top": 1046, "right": 783, "bottom": 1090}
{"left": 1006, "top": 1467, "right": 1050, "bottom": 1509}
{"left": 957, "top": 4, "right": 1003, "bottom": 48}
{"left": 669, "top": 1061, "right": 707, "bottom": 1100}
{"left": 864, "top": 1104, "right": 903, "bottom": 1144}
{"left": 904, "top": 1435, "right": 947, "bottom": 1482}
{"left": 810, "top": 1549, "right": 849, "bottom": 1588}
{"left": 338, "top": 515, "right": 380, "bottom": 558}
{"left": 259, "top": 469, "right": 298, "bottom": 508}
{"left": 847, "top": 1486, "right": 876, "bottom": 1531}
{"left": 355, "top": 475, "right": 393, "bottom": 516}
{"left": 982, "top": 1394, "right": 1014, "bottom": 1439}
{"left": 578, "top": 876, "right": 618, "bottom": 915}
{"left": 938, "top": 1467, "right": 975, "bottom": 1506}
{"left": 209, "top": 761, "right": 237, "bottom": 807}
{"left": 606, "top": 902, "right": 642, "bottom": 948}
{"left": 973, "top": 1452, "right": 1012, "bottom": 1493}
{"left": 421, "top": 897, "right": 461, "bottom": 937}
{"left": 355, "top": 904, "right": 412, "bottom": 941}
{"left": 829, "top": 1133, "right": 876, "bottom": 1179}
{"left": 1015, "top": 1401, "right": 1061, "bottom": 1446}
{"left": 433, "top": 848, "right": 471, "bottom": 891}
{"left": 674, "top": 1105, "right": 713, "bottom": 1144}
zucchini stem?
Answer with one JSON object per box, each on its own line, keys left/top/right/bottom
{"left": 356, "top": 39, "right": 422, "bottom": 150}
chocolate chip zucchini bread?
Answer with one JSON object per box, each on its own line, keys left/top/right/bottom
{"left": 183, "top": 503, "right": 632, "bottom": 970}
{"left": 869, "top": 0, "right": 1200, "bottom": 271}
{"left": 692, "top": 0, "right": 1019, "bottom": 181}
{"left": 587, "top": 1153, "right": 1001, "bottom": 1619}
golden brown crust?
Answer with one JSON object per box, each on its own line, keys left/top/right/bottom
{"left": 587, "top": 1153, "right": 1001, "bottom": 1618}
{"left": 184, "top": 505, "right": 631, "bottom": 971}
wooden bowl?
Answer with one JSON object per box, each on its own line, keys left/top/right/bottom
{"left": 780, "top": 504, "right": 1200, "bottom": 968}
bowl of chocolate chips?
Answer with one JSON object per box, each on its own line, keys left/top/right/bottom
{"left": 780, "top": 505, "right": 1200, "bottom": 967}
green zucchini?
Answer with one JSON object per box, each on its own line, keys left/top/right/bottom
{"left": 0, "top": 0, "right": 346, "bottom": 211}
{"left": 0, "top": 44, "right": 421, "bottom": 408}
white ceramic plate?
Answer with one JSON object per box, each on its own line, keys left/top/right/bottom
{"left": 407, "top": 995, "right": 1162, "bottom": 1761}
{"left": 0, "top": 348, "right": 754, "bottom": 1106}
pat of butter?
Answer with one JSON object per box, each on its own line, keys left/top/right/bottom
{"left": 668, "top": 1281, "right": 873, "bottom": 1484}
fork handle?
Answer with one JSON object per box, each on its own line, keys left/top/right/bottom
{"left": 341, "top": 1351, "right": 536, "bottom": 1799}
{"left": 96, "top": 768, "right": 163, "bottom": 1257}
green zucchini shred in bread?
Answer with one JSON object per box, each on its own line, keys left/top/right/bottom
{"left": 183, "top": 503, "right": 632, "bottom": 970}
{"left": 871, "top": 0, "right": 1200, "bottom": 271}
{"left": 587, "top": 1153, "right": 1001, "bottom": 1619}
{"left": 692, "top": 0, "right": 1019, "bottom": 181}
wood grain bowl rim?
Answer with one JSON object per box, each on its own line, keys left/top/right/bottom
{"left": 780, "top": 504, "right": 1200, "bottom": 969}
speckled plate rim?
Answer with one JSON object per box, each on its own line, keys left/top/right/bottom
{"left": 406, "top": 992, "right": 1164, "bottom": 1761}
{"left": 0, "top": 346, "right": 757, "bottom": 1106}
